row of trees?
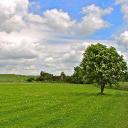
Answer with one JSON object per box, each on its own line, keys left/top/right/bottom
{"left": 27, "top": 71, "right": 72, "bottom": 83}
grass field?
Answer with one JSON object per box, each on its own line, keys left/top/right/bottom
{"left": 0, "top": 74, "right": 37, "bottom": 82}
{"left": 118, "top": 82, "right": 128, "bottom": 91}
{"left": 0, "top": 83, "right": 128, "bottom": 128}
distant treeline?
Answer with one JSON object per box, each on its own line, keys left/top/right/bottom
{"left": 27, "top": 71, "right": 74, "bottom": 83}
{"left": 26, "top": 70, "right": 128, "bottom": 83}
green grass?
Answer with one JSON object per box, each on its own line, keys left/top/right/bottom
{"left": 118, "top": 82, "right": 128, "bottom": 90}
{"left": 0, "top": 74, "right": 37, "bottom": 82}
{"left": 106, "top": 82, "right": 128, "bottom": 91}
{"left": 0, "top": 83, "right": 128, "bottom": 128}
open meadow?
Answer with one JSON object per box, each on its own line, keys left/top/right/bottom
{"left": 0, "top": 74, "right": 37, "bottom": 82}
{"left": 0, "top": 83, "right": 128, "bottom": 128}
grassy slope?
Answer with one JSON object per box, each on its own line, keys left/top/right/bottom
{"left": 118, "top": 82, "right": 128, "bottom": 90}
{"left": 0, "top": 83, "right": 128, "bottom": 128}
{"left": 0, "top": 74, "right": 37, "bottom": 82}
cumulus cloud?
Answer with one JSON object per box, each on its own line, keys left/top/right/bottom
{"left": 123, "top": 53, "right": 128, "bottom": 64}
{"left": 0, "top": 36, "right": 41, "bottom": 74}
{"left": 26, "top": 6, "right": 113, "bottom": 35}
{"left": 0, "top": 0, "right": 28, "bottom": 33}
{"left": 117, "top": 51, "right": 128, "bottom": 65}
{"left": 0, "top": 58, "right": 38, "bottom": 75}
{"left": 41, "top": 42, "right": 91, "bottom": 75}
{"left": 0, "top": 40, "right": 38, "bottom": 60}
{"left": 116, "top": 0, "right": 128, "bottom": 21}
{"left": 0, "top": 0, "right": 113, "bottom": 35}
{"left": 62, "top": 42, "right": 90, "bottom": 64}
{"left": 0, "top": 0, "right": 120, "bottom": 75}
{"left": 78, "top": 4, "right": 113, "bottom": 35}
{"left": 43, "top": 9, "right": 76, "bottom": 33}
{"left": 62, "top": 51, "right": 82, "bottom": 63}
{"left": 116, "top": 31, "right": 128, "bottom": 49}
{"left": 26, "top": 9, "right": 76, "bottom": 34}
{"left": 26, "top": 13, "right": 45, "bottom": 25}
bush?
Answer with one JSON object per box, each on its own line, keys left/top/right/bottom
{"left": 26, "top": 78, "right": 35, "bottom": 82}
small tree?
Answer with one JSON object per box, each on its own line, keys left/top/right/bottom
{"left": 81, "top": 43, "right": 127, "bottom": 94}
{"left": 40, "top": 71, "right": 46, "bottom": 77}
{"left": 26, "top": 78, "right": 35, "bottom": 82}
{"left": 60, "top": 72, "right": 66, "bottom": 81}
{"left": 72, "top": 66, "right": 83, "bottom": 84}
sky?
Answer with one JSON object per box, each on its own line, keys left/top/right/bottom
{"left": 0, "top": 0, "right": 128, "bottom": 75}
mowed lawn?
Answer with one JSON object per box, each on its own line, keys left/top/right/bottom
{"left": 0, "top": 83, "right": 128, "bottom": 128}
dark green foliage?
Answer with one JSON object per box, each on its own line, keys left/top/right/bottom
{"left": 36, "top": 76, "right": 44, "bottom": 81}
{"left": 40, "top": 71, "right": 53, "bottom": 78}
{"left": 80, "top": 43, "right": 127, "bottom": 93}
{"left": 72, "top": 66, "right": 83, "bottom": 84}
{"left": 39, "top": 71, "right": 53, "bottom": 81}
{"left": 51, "top": 76, "right": 61, "bottom": 82}
{"left": 64, "top": 75, "right": 72, "bottom": 83}
{"left": 26, "top": 78, "right": 35, "bottom": 82}
{"left": 125, "top": 72, "right": 128, "bottom": 82}
{"left": 37, "top": 71, "right": 72, "bottom": 83}
{"left": 60, "top": 72, "right": 66, "bottom": 81}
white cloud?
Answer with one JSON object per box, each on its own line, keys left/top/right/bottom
{"left": 123, "top": 53, "right": 128, "bottom": 61}
{"left": 116, "top": 31, "right": 128, "bottom": 49}
{"left": 62, "top": 42, "right": 90, "bottom": 64}
{"left": 26, "top": 5, "right": 113, "bottom": 36}
{"left": 0, "top": 0, "right": 124, "bottom": 75}
{"left": 62, "top": 51, "right": 82, "bottom": 63}
{"left": 44, "top": 57, "right": 54, "bottom": 63}
{"left": 0, "top": 39, "right": 38, "bottom": 60}
{"left": 116, "top": 0, "right": 128, "bottom": 4}
{"left": 0, "top": 0, "right": 112, "bottom": 35}
{"left": 0, "top": 0, "right": 28, "bottom": 33}
{"left": 78, "top": 4, "right": 113, "bottom": 35}
{"left": 116, "top": 0, "right": 128, "bottom": 21}
{"left": 26, "top": 13, "right": 45, "bottom": 25}
{"left": 43, "top": 9, "right": 76, "bottom": 33}
{"left": 70, "top": 42, "right": 90, "bottom": 52}
{"left": 117, "top": 51, "right": 128, "bottom": 65}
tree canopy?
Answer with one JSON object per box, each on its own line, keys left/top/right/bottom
{"left": 79, "top": 43, "right": 127, "bottom": 94}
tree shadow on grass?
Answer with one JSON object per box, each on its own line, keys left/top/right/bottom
{"left": 69, "top": 92, "right": 124, "bottom": 97}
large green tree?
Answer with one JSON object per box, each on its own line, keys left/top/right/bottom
{"left": 80, "top": 43, "right": 127, "bottom": 94}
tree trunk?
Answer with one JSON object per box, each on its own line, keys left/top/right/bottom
{"left": 101, "top": 84, "right": 105, "bottom": 94}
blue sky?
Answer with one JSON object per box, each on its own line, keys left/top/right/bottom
{"left": 29, "top": 0, "right": 125, "bottom": 40}
{"left": 0, "top": 0, "right": 127, "bottom": 75}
